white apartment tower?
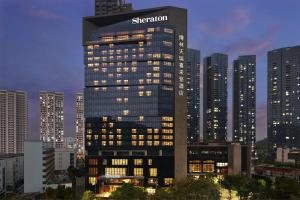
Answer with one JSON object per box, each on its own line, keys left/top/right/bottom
{"left": 75, "top": 93, "right": 84, "bottom": 152}
{"left": 40, "top": 91, "right": 64, "bottom": 148}
{"left": 0, "top": 90, "right": 28, "bottom": 153}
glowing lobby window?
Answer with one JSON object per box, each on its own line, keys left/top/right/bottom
{"left": 189, "top": 161, "right": 202, "bottom": 173}
{"left": 203, "top": 164, "right": 214, "bottom": 172}
{"left": 149, "top": 168, "right": 157, "bottom": 177}
{"left": 164, "top": 178, "right": 174, "bottom": 185}
{"left": 134, "top": 159, "right": 143, "bottom": 166}
{"left": 89, "top": 177, "right": 97, "bottom": 185}
{"left": 134, "top": 168, "right": 143, "bottom": 176}
{"left": 105, "top": 168, "right": 126, "bottom": 176}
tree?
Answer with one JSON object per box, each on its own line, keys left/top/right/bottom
{"left": 271, "top": 177, "right": 300, "bottom": 200}
{"left": 81, "top": 190, "right": 95, "bottom": 200}
{"left": 43, "top": 185, "right": 74, "bottom": 200}
{"left": 109, "top": 183, "right": 147, "bottom": 200}
{"left": 150, "top": 177, "right": 221, "bottom": 200}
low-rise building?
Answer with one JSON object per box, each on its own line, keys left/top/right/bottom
{"left": 24, "top": 141, "right": 55, "bottom": 193}
{"left": 276, "top": 147, "right": 295, "bottom": 163}
{"left": 55, "top": 148, "right": 76, "bottom": 171}
{"left": 187, "top": 142, "right": 251, "bottom": 177}
{"left": 0, "top": 154, "right": 24, "bottom": 194}
{"left": 254, "top": 164, "right": 300, "bottom": 183}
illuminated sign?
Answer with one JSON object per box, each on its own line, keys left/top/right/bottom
{"left": 178, "top": 34, "right": 185, "bottom": 96}
{"left": 132, "top": 16, "right": 168, "bottom": 24}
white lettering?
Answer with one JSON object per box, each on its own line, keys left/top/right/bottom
{"left": 132, "top": 16, "right": 168, "bottom": 24}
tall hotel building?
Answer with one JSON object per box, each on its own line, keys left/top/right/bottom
{"left": 187, "top": 49, "right": 200, "bottom": 144}
{"left": 40, "top": 91, "right": 64, "bottom": 148}
{"left": 203, "top": 53, "right": 228, "bottom": 141}
{"left": 233, "top": 55, "right": 256, "bottom": 155}
{"left": 83, "top": 6, "right": 187, "bottom": 194}
{"left": 0, "top": 90, "right": 28, "bottom": 153}
{"left": 76, "top": 93, "right": 85, "bottom": 152}
{"left": 268, "top": 45, "right": 300, "bottom": 150}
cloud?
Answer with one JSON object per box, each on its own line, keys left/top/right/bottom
{"left": 26, "top": 8, "right": 63, "bottom": 20}
{"left": 197, "top": 7, "right": 252, "bottom": 37}
{"left": 223, "top": 26, "right": 279, "bottom": 56}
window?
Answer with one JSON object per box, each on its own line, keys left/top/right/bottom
{"left": 149, "top": 168, "right": 157, "bottom": 177}
{"left": 89, "top": 167, "right": 98, "bottom": 175}
{"left": 112, "top": 159, "right": 128, "bottom": 165}
{"left": 164, "top": 178, "right": 174, "bottom": 185}
{"left": 134, "top": 159, "right": 143, "bottom": 165}
{"left": 105, "top": 168, "right": 126, "bottom": 176}
{"left": 88, "top": 159, "right": 98, "bottom": 165}
{"left": 89, "top": 177, "right": 97, "bottom": 185}
{"left": 148, "top": 159, "right": 152, "bottom": 165}
{"left": 134, "top": 168, "right": 143, "bottom": 176}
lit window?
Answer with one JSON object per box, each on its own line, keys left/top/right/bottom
{"left": 105, "top": 168, "right": 126, "bottom": 176}
{"left": 164, "top": 178, "right": 173, "bottom": 185}
{"left": 134, "top": 159, "right": 143, "bottom": 165}
{"left": 134, "top": 168, "right": 143, "bottom": 176}
{"left": 149, "top": 168, "right": 157, "bottom": 177}
{"left": 112, "top": 159, "right": 128, "bottom": 165}
{"left": 123, "top": 110, "right": 129, "bottom": 115}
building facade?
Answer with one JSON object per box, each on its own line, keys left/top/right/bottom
{"left": 203, "top": 53, "right": 228, "bottom": 141}
{"left": 0, "top": 90, "right": 28, "bottom": 154}
{"left": 0, "top": 154, "right": 24, "bottom": 194}
{"left": 24, "top": 141, "right": 55, "bottom": 193}
{"left": 0, "top": 160, "right": 4, "bottom": 196}
{"left": 95, "top": 0, "right": 133, "bottom": 16}
{"left": 267, "top": 45, "right": 300, "bottom": 151}
{"left": 83, "top": 6, "right": 187, "bottom": 195}
{"left": 187, "top": 142, "right": 251, "bottom": 177}
{"left": 40, "top": 91, "right": 64, "bottom": 148}
{"left": 233, "top": 55, "right": 256, "bottom": 156}
{"left": 76, "top": 93, "right": 85, "bottom": 153}
{"left": 55, "top": 148, "right": 76, "bottom": 171}
{"left": 187, "top": 49, "right": 200, "bottom": 144}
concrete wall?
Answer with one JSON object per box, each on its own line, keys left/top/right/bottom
{"left": 24, "top": 141, "right": 43, "bottom": 193}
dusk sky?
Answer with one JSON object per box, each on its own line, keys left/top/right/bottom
{"left": 1, "top": 0, "right": 300, "bottom": 141}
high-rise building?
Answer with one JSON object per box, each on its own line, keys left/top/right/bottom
{"left": 95, "top": 0, "right": 133, "bottom": 16}
{"left": 187, "top": 49, "right": 200, "bottom": 144}
{"left": 0, "top": 90, "right": 28, "bottom": 154}
{"left": 233, "top": 55, "right": 256, "bottom": 155}
{"left": 83, "top": 6, "right": 187, "bottom": 195}
{"left": 76, "top": 93, "right": 84, "bottom": 152}
{"left": 40, "top": 91, "right": 64, "bottom": 148}
{"left": 268, "top": 45, "right": 300, "bottom": 151}
{"left": 203, "top": 53, "right": 228, "bottom": 141}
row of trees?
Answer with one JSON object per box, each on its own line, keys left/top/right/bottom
{"left": 90, "top": 175, "right": 299, "bottom": 200}
{"left": 222, "top": 175, "right": 300, "bottom": 200}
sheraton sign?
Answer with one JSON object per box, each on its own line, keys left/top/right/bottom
{"left": 132, "top": 16, "right": 168, "bottom": 24}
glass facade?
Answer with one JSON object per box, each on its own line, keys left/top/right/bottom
{"left": 267, "top": 45, "right": 300, "bottom": 151}
{"left": 83, "top": 7, "right": 187, "bottom": 194}
{"left": 203, "top": 53, "right": 228, "bottom": 141}
{"left": 233, "top": 55, "right": 256, "bottom": 156}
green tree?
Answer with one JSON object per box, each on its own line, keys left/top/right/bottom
{"left": 150, "top": 177, "right": 220, "bottom": 200}
{"left": 81, "top": 190, "right": 96, "bottom": 200}
{"left": 109, "top": 183, "right": 147, "bottom": 200}
{"left": 271, "top": 177, "right": 300, "bottom": 200}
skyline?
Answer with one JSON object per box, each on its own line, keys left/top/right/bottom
{"left": 1, "top": 0, "right": 300, "bottom": 141}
